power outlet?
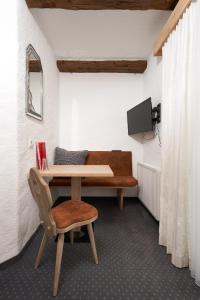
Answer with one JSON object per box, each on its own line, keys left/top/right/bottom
{"left": 28, "top": 139, "right": 34, "bottom": 149}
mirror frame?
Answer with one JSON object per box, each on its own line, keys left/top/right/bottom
{"left": 25, "top": 44, "right": 43, "bottom": 121}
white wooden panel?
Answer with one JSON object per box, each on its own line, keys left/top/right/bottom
{"left": 137, "top": 162, "right": 161, "bottom": 221}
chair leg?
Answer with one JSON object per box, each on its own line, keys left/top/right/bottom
{"left": 35, "top": 231, "right": 48, "bottom": 269}
{"left": 70, "top": 230, "right": 74, "bottom": 245}
{"left": 87, "top": 223, "right": 98, "bottom": 265}
{"left": 53, "top": 233, "right": 64, "bottom": 297}
{"left": 117, "top": 188, "right": 124, "bottom": 210}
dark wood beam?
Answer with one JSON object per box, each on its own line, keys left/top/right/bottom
{"left": 29, "top": 60, "right": 42, "bottom": 72}
{"left": 26, "top": 0, "right": 179, "bottom": 10}
{"left": 57, "top": 60, "right": 147, "bottom": 73}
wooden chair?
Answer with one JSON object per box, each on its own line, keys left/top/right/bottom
{"left": 28, "top": 167, "right": 98, "bottom": 296}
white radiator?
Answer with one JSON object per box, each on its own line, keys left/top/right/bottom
{"left": 137, "top": 162, "right": 161, "bottom": 221}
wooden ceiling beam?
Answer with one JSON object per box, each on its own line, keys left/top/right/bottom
{"left": 26, "top": 0, "right": 178, "bottom": 10}
{"left": 57, "top": 60, "right": 147, "bottom": 73}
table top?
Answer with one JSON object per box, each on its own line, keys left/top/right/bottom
{"left": 39, "top": 165, "right": 114, "bottom": 178}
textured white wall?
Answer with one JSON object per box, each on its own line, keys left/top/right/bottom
{"left": 0, "top": 0, "right": 59, "bottom": 263}
{"left": 142, "top": 55, "right": 162, "bottom": 167}
{"left": 17, "top": 0, "right": 59, "bottom": 253}
{"left": 0, "top": 1, "right": 19, "bottom": 263}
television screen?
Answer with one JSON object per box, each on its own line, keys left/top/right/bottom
{"left": 127, "top": 98, "right": 153, "bottom": 135}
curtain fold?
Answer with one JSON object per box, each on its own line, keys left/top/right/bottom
{"left": 188, "top": 0, "right": 200, "bottom": 286}
{"left": 159, "top": 0, "right": 200, "bottom": 285}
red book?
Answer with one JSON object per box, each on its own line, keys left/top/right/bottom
{"left": 36, "top": 142, "right": 48, "bottom": 170}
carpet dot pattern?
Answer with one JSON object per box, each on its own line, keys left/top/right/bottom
{"left": 0, "top": 197, "right": 200, "bottom": 300}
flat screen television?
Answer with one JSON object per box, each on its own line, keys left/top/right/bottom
{"left": 127, "top": 98, "right": 153, "bottom": 135}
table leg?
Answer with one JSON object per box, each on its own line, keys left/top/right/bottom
{"left": 71, "top": 177, "right": 81, "bottom": 200}
{"left": 71, "top": 177, "right": 82, "bottom": 233}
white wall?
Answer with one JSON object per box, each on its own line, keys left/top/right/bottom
{"left": 58, "top": 73, "right": 144, "bottom": 196}
{"left": 58, "top": 59, "right": 163, "bottom": 175}
{"left": 0, "top": 1, "right": 19, "bottom": 263}
{"left": 17, "top": 0, "right": 59, "bottom": 253}
{"left": 58, "top": 61, "right": 163, "bottom": 196}
{"left": 142, "top": 55, "right": 162, "bottom": 168}
{"left": 0, "top": 0, "right": 59, "bottom": 263}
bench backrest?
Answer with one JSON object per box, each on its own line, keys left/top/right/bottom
{"left": 86, "top": 150, "right": 133, "bottom": 176}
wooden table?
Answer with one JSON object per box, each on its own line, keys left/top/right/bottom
{"left": 39, "top": 164, "right": 114, "bottom": 200}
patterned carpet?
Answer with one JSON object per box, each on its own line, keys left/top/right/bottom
{"left": 0, "top": 197, "right": 200, "bottom": 300}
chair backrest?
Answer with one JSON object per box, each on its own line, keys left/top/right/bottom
{"left": 28, "top": 167, "right": 56, "bottom": 236}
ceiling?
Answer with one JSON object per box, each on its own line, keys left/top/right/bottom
{"left": 31, "top": 9, "right": 170, "bottom": 60}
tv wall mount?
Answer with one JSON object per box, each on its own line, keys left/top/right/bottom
{"left": 152, "top": 103, "right": 161, "bottom": 124}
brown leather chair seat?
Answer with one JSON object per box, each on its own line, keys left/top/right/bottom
{"left": 51, "top": 199, "right": 98, "bottom": 229}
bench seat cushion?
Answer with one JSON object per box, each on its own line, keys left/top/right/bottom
{"left": 50, "top": 176, "right": 137, "bottom": 188}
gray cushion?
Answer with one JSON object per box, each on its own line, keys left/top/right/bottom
{"left": 54, "top": 147, "right": 88, "bottom": 165}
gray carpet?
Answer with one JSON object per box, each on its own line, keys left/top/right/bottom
{"left": 1, "top": 197, "right": 200, "bottom": 300}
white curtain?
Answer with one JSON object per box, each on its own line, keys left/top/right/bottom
{"left": 188, "top": 0, "right": 200, "bottom": 286}
{"left": 160, "top": 0, "right": 200, "bottom": 285}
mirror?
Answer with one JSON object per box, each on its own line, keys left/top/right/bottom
{"left": 26, "top": 44, "right": 43, "bottom": 120}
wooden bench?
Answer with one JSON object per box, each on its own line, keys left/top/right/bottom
{"left": 49, "top": 150, "right": 138, "bottom": 210}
